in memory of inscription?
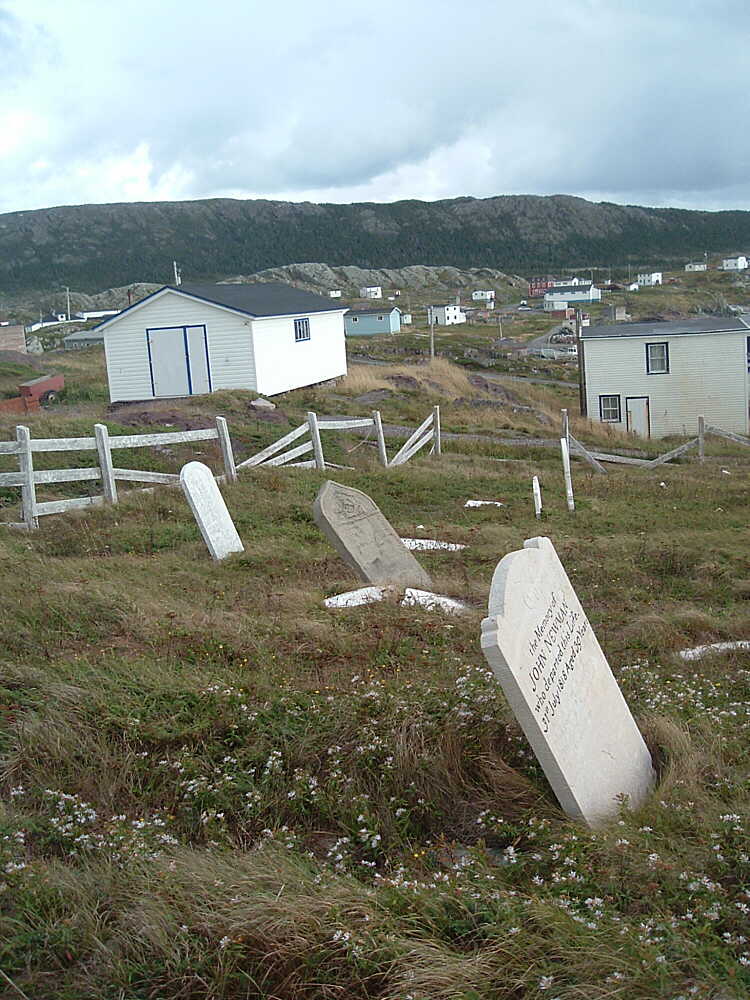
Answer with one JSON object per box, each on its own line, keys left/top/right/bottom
{"left": 481, "top": 536, "right": 654, "bottom": 826}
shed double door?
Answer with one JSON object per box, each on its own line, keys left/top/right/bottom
{"left": 147, "top": 325, "right": 211, "bottom": 397}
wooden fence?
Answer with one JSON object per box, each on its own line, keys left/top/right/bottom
{"left": 0, "top": 417, "right": 236, "bottom": 530}
{"left": 388, "top": 406, "right": 441, "bottom": 467}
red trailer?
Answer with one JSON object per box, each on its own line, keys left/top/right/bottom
{"left": 0, "top": 374, "right": 65, "bottom": 414}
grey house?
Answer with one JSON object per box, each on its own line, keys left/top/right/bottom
{"left": 344, "top": 306, "right": 401, "bottom": 337}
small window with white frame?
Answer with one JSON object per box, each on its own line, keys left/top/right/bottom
{"left": 599, "top": 394, "right": 621, "bottom": 422}
{"left": 646, "top": 341, "right": 669, "bottom": 374}
{"left": 294, "top": 317, "right": 311, "bottom": 342}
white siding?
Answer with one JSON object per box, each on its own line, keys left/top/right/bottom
{"left": 251, "top": 310, "right": 347, "bottom": 396}
{"left": 103, "top": 290, "right": 256, "bottom": 402}
{"left": 583, "top": 330, "right": 749, "bottom": 438}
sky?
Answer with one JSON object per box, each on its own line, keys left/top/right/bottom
{"left": 1, "top": 0, "right": 749, "bottom": 216}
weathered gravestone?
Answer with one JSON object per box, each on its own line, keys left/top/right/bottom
{"left": 180, "top": 461, "right": 244, "bottom": 561}
{"left": 480, "top": 536, "right": 654, "bottom": 825}
{"left": 313, "top": 480, "right": 432, "bottom": 589}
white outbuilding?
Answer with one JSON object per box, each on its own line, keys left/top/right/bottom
{"left": 721, "top": 255, "right": 748, "bottom": 271}
{"left": 580, "top": 315, "right": 750, "bottom": 438}
{"left": 359, "top": 285, "right": 382, "bottom": 299}
{"left": 684, "top": 262, "right": 707, "bottom": 272}
{"left": 95, "top": 283, "right": 348, "bottom": 402}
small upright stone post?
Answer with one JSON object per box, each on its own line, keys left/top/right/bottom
{"left": 307, "top": 411, "right": 325, "bottom": 470}
{"left": 532, "top": 475, "right": 542, "bottom": 519}
{"left": 16, "top": 425, "right": 38, "bottom": 529}
{"left": 94, "top": 423, "right": 118, "bottom": 504}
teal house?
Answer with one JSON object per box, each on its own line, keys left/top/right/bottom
{"left": 345, "top": 306, "right": 401, "bottom": 336}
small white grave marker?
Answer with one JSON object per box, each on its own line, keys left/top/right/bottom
{"left": 481, "top": 537, "right": 654, "bottom": 825}
{"left": 532, "top": 476, "right": 542, "bottom": 519}
{"left": 180, "top": 461, "right": 244, "bottom": 561}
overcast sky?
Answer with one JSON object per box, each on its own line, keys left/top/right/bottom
{"left": 2, "top": 0, "right": 749, "bottom": 216}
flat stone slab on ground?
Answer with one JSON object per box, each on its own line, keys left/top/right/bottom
{"left": 324, "top": 585, "right": 466, "bottom": 614}
{"left": 180, "top": 461, "right": 244, "bottom": 561}
{"left": 313, "top": 480, "right": 432, "bottom": 589}
{"left": 481, "top": 536, "right": 654, "bottom": 826}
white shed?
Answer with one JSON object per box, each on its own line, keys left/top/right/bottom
{"left": 580, "top": 316, "right": 750, "bottom": 438}
{"left": 359, "top": 285, "right": 382, "bottom": 299}
{"left": 684, "top": 262, "right": 707, "bottom": 272}
{"left": 95, "top": 283, "right": 348, "bottom": 402}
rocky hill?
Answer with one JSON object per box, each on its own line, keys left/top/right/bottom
{"left": 2, "top": 193, "right": 750, "bottom": 296}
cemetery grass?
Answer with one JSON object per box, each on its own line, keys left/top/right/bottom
{"left": 1, "top": 357, "right": 749, "bottom": 999}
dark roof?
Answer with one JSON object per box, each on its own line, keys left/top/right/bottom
{"left": 581, "top": 316, "right": 750, "bottom": 340}
{"left": 546, "top": 283, "right": 593, "bottom": 295}
{"left": 175, "top": 282, "right": 343, "bottom": 317}
{"left": 347, "top": 306, "right": 400, "bottom": 316}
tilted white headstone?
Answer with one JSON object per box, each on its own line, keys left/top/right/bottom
{"left": 180, "top": 461, "right": 244, "bottom": 561}
{"left": 481, "top": 536, "right": 654, "bottom": 825}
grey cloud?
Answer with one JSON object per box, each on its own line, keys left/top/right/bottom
{"left": 1, "top": 0, "right": 749, "bottom": 213}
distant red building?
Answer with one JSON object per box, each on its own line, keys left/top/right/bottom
{"left": 528, "top": 277, "right": 555, "bottom": 298}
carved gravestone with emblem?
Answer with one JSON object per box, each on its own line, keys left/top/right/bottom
{"left": 313, "top": 480, "right": 432, "bottom": 589}
{"left": 481, "top": 536, "right": 654, "bottom": 825}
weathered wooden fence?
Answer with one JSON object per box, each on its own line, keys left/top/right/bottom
{"left": 388, "top": 406, "right": 441, "bottom": 467}
{"left": 0, "top": 417, "right": 236, "bottom": 530}
{"left": 237, "top": 407, "right": 440, "bottom": 472}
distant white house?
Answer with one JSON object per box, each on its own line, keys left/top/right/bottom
{"left": 359, "top": 285, "right": 382, "bottom": 299}
{"left": 472, "top": 289, "right": 495, "bottom": 302}
{"left": 427, "top": 304, "right": 466, "bottom": 326}
{"left": 580, "top": 315, "right": 750, "bottom": 439}
{"left": 25, "top": 312, "right": 76, "bottom": 333}
{"left": 94, "top": 282, "right": 347, "bottom": 402}
{"left": 721, "top": 255, "right": 748, "bottom": 271}
{"left": 551, "top": 277, "right": 585, "bottom": 287}
{"left": 637, "top": 272, "right": 662, "bottom": 287}
{"left": 328, "top": 290, "right": 342, "bottom": 298}
{"left": 543, "top": 283, "right": 601, "bottom": 311}
{"left": 400, "top": 311, "right": 413, "bottom": 325}
{"left": 74, "top": 309, "right": 120, "bottom": 321}
{"left": 627, "top": 281, "right": 640, "bottom": 292}
{"left": 684, "top": 262, "right": 707, "bottom": 272}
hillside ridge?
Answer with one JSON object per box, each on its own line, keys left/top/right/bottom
{"left": 2, "top": 192, "right": 750, "bottom": 294}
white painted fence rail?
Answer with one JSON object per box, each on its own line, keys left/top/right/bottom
{"left": 388, "top": 407, "right": 441, "bottom": 467}
{"left": 238, "top": 410, "right": 390, "bottom": 471}
{"left": 0, "top": 418, "right": 235, "bottom": 529}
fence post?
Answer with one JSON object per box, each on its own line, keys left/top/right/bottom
{"left": 560, "top": 437, "right": 575, "bottom": 512}
{"left": 215, "top": 416, "right": 237, "bottom": 482}
{"left": 532, "top": 475, "right": 542, "bottom": 519}
{"left": 307, "top": 411, "right": 325, "bottom": 470}
{"left": 698, "top": 415, "right": 705, "bottom": 463}
{"left": 94, "top": 423, "right": 118, "bottom": 504}
{"left": 16, "top": 425, "right": 38, "bottom": 529}
{"left": 372, "top": 410, "right": 388, "bottom": 466}
{"left": 432, "top": 405, "right": 442, "bottom": 456}
{"left": 561, "top": 408, "right": 570, "bottom": 445}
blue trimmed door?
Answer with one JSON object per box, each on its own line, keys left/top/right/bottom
{"left": 147, "top": 325, "right": 211, "bottom": 397}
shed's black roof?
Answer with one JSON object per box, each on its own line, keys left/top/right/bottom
{"left": 174, "top": 282, "right": 343, "bottom": 317}
{"left": 582, "top": 316, "right": 750, "bottom": 340}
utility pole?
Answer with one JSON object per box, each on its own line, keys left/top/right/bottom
{"left": 430, "top": 315, "right": 435, "bottom": 359}
{"left": 64, "top": 286, "right": 71, "bottom": 321}
{"left": 173, "top": 261, "right": 182, "bottom": 286}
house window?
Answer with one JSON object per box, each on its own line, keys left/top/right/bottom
{"left": 294, "top": 318, "right": 310, "bottom": 342}
{"left": 599, "top": 394, "right": 621, "bottom": 422}
{"left": 646, "top": 342, "right": 669, "bottom": 374}
{"left": 351, "top": 316, "right": 358, "bottom": 323}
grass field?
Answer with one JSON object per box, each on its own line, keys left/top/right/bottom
{"left": 0, "top": 350, "right": 749, "bottom": 999}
